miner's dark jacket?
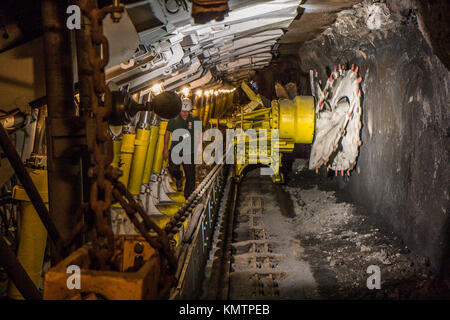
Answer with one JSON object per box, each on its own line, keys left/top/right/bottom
{"left": 166, "top": 113, "right": 202, "bottom": 154}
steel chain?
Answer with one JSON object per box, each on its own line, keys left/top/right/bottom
{"left": 79, "top": 3, "right": 123, "bottom": 268}
{"left": 66, "top": 2, "right": 178, "bottom": 284}
{"left": 163, "top": 147, "right": 234, "bottom": 237}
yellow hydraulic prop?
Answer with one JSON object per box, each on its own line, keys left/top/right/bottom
{"left": 112, "top": 137, "right": 122, "bottom": 169}
{"left": 201, "top": 96, "right": 210, "bottom": 126}
{"left": 212, "top": 91, "right": 235, "bottom": 120}
{"left": 151, "top": 121, "right": 168, "bottom": 175}
{"left": 149, "top": 123, "right": 186, "bottom": 232}
{"left": 203, "top": 95, "right": 213, "bottom": 128}
{"left": 8, "top": 169, "right": 48, "bottom": 300}
{"left": 142, "top": 117, "right": 160, "bottom": 185}
{"left": 217, "top": 94, "right": 227, "bottom": 118}
{"left": 118, "top": 127, "right": 136, "bottom": 187}
{"left": 191, "top": 95, "right": 203, "bottom": 118}
{"left": 211, "top": 95, "right": 219, "bottom": 120}
{"left": 128, "top": 125, "right": 151, "bottom": 195}
{"left": 150, "top": 121, "right": 183, "bottom": 214}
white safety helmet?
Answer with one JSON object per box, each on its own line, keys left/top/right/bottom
{"left": 181, "top": 98, "right": 192, "bottom": 112}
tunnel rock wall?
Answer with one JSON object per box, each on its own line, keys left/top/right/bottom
{"left": 298, "top": 0, "right": 449, "bottom": 275}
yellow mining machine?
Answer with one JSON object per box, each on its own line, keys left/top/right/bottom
{"left": 210, "top": 82, "right": 315, "bottom": 183}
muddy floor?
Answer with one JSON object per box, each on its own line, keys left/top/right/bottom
{"left": 229, "top": 166, "right": 449, "bottom": 299}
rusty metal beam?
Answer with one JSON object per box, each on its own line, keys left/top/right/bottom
{"left": 41, "top": 0, "right": 86, "bottom": 240}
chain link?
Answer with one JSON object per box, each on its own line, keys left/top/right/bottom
{"left": 79, "top": 3, "right": 122, "bottom": 268}
{"left": 163, "top": 147, "right": 234, "bottom": 237}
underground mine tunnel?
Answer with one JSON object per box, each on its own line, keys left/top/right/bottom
{"left": 0, "top": 0, "right": 448, "bottom": 303}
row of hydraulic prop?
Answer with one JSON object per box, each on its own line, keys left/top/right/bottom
{"left": 109, "top": 112, "right": 186, "bottom": 241}
{"left": 107, "top": 89, "right": 235, "bottom": 241}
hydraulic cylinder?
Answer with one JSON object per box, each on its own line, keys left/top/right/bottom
{"left": 151, "top": 121, "right": 168, "bottom": 175}
{"left": 128, "top": 112, "right": 152, "bottom": 195}
{"left": 201, "top": 98, "right": 210, "bottom": 127}
{"left": 118, "top": 126, "right": 136, "bottom": 187}
{"left": 142, "top": 116, "right": 160, "bottom": 185}
{"left": 203, "top": 98, "right": 212, "bottom": 128}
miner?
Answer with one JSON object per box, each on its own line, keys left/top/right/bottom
{"left": 163, "top": 97, "right": 202, "bottom": 199}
